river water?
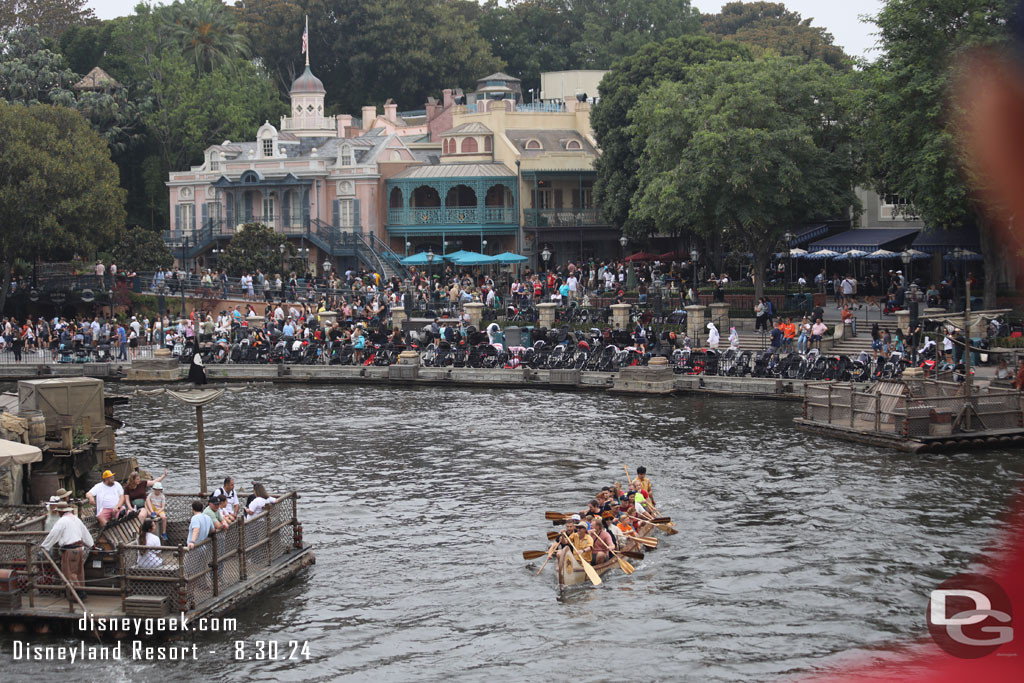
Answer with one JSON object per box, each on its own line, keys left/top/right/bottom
{"left": 3, "top": 384, "right": 1023, "bottom": 682}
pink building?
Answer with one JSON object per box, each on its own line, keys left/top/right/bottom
{"left": 165, "top": 64, "right": 454, "bottom": 277}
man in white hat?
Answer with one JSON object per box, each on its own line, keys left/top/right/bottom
{"left": 41, "top": 503, "right": 94, "bottom": 601}
{"left": 43, "top": 488, "right": 73, "bottom": 531}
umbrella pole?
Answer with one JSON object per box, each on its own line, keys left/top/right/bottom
{"left": 196, "top": 405, "right": 207, "bottom": 495}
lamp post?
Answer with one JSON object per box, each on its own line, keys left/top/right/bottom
{"left": 907, "top": 281, "right": 922, "bottom": 366}
{"left": 690, "top": 247, "right": 699, "bottom": 303}
{"left": 180, "top": 236, "right": 188, "bottom": 317}
{"left": 783, "top": 231, "right": 794, "bottom": 298}
{"left": 619, "top": 234, "right": 628, "bottom": 260}
{"left": 541, "top": 245, "right": 551, "bottom": 272}
{"left": 427, "top": 247, "right": 435, "bottom": 302}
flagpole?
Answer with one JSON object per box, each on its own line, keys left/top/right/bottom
{"left": 305, "top": 15, "right": 310, "bottom": 67}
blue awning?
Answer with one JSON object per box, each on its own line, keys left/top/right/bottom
{"left": 789, "top": 224, "right": 830, "bottom": 246}
{"left": 809, "top": 228, "right": 920, "bottom": 252}
{"left": 911, "top": 227, "right": 980, "bottom": 254}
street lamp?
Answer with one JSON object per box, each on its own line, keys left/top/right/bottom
{"left": 481, "top": 238, "right": 488, "bottom": 254}
{"left": 783, "top": 231, "right": 794, "bottom": 298}
{"left": 690, "top": 248, "right": 699, "bottom": 302}
{"left": 279, "top": 242, "right": 286, "bottom": 277}
{"left": 426, "top": 247, "right": 435, "bottom": 298}
{"left": 180, "top": 236, "right": 188, "bottom": 317}
{"left": 405, "top": 240, "right": 412, "bottom": 256}
{"left": 900, "top": 250, "right": 912, "bottom": 288}
{"left": 541, "top": 245, "right": 552, "bottom": 271}
{"left": 907, "top": 281, "right": 922, "bottom": 365}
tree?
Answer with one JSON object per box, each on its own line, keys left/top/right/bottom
{"left": 477, "top": 0, "right": 577, "bottom": 93}
{"left": 0, "top": 0, "right": 95, "bottom": 40}
{"left": 217, "top": 222, "right": 295, "bottom": 276}
{"left": 0, "top": 101, "right": 126, "bottom": 311}
{"left": 568, "top": 0, "right": 701, "bottom": 69}
{"left": 629, "top": 58, "right": 861, "bottom": 299}
{"left": 235, "top": 0, "right": 503, "bottom": 112}
{"left": 160, "top": 0, "right": 251, "bottom": 73}
{"left": 701, "top": 1, "right": 850, "bottom": 69}
{"left": 864, "top": 0, "right": 1014, "bottom": 308}
{"left": 591, "top": 35, "right": 752, "bottom": 236}
{"left": 109, "top": 225, "right": 175, "bottom": 272}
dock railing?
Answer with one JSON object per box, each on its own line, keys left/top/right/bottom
{"left": 0, "top": 491, "right": 302, "bottom": 615}
{"left": 803, "top": 380, "right": 1024, "bottom": 438}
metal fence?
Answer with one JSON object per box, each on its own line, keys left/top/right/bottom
{"left": 0, "top": 345, "right": 156, "bottom": 365}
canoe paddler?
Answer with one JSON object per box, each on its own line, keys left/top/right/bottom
{"left": 635, "top": 466, "right": 654, "bottom": 505}
{"left": 571, "top": 523, "right": 594, "bottom": 566}
{"left": 555, "top": 515, "right": 580, "bottom": 569}
{"left": 634, "top": 490, "right": 651, "bottom": 518}
{"left": 591, "top": 518, "right": 615, "bottom": 565}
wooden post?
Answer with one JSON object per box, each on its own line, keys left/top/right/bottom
{"left": 827, "top": 384, "right": 833, "bottom": 424}
{"left": 850, "top": 388, "right": 856, "bottom": 428}
{"left": 177, "top": 546, "right": 187, "bottom": 613}
{"left": 119, "top": 546, "right": 127, "bottom": 613}
{"left": 24, "top": 540, "right": 35, "bottom": 608}
{"left": 211, "top": 533, "right": 219, "bottom": 597}
{"left": 238, "top": 514, "right": 247, "bottom": 580}
{"left": 964, "top": 280, "right": 973, "bottom": 431}
{"left": 196, "top": 405, "right": 207, "bottom": 495}
{"left": 875, "top": 394, "right": 881, "bottom": 433}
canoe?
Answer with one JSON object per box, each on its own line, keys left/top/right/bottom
{"left": 556, "top": 521, "right": 655, "bottom": 587}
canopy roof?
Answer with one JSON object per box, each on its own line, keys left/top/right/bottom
{"left": 809, "top": 228, "right": 920, "bottom": 252}
{"left": 0, "top": 439, "right": 42, "bottom": 467}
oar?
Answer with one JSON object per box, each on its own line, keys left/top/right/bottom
{"left": 535, "top": 538, "right": 560, "bottom": 575}
{"left": 545, "top": 511, "right": 570, "bottom": 520}
{"left": 564, "top": 536, "right": 602, "bottom": 586}
{"left": 624, "top": 534, "right": 658, "bottom": 549}
{"left": 545, "top": 530, "right": 644, "bottom": 558}
{"left": 523, "top": 549, "right": 550, "bottom": 560}
{"left": 627, "top": 512, "right": 678, "bottom": 536}
{"left": 593, "top": 532, "right": 634, "bottom": 575}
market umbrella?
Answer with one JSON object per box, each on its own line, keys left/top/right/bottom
{"left": 655, "top": 250, "right": 690, "bottom": 261}
{"left": 900, "top": 249, "right": 930, "bottom": 259}
{"left": 944, "top": 249, "right": 984, "bottom": 261}
{"left": 865, "top": 249, "right": 898, "bottom": 259}
{"left": 450, "top": 252, "right": 498, "bottom": 266}
{"left": 400, "top": 252, "right": 436, "bottom": 266}
{"left": 493, "top": 252, "right": 528, "bottom": 264}
{"left": 833, "top": 249, "right": 869, "bottom": 260}
{"left": 624, "top": 251, "right": 658, "bottom": 262}
{"left": 788, "top": 248, "right": 809, "bottom": 257}
{"left": 805, "top": 249, "right": 840, "bottom": 259}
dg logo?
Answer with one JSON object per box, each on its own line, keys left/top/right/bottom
{"left": 928, "top": 573, "right": 1013, "bottom": 658}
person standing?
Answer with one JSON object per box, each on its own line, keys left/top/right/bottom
{"left": 41, "top": 503, "right": 94, "bottom": 600}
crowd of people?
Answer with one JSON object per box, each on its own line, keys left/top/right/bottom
{"left": 38, "top": 469, "right": 278, "bottom": 600}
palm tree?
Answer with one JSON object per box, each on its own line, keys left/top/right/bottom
{"left": 159, "top": 0, "right": 250, "bottom": 73}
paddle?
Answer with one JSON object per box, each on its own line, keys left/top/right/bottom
{"left": 593, "top": 531, "right": 634, "bottom": 575}
{"left": 624, "top": 534, "right": 658, "bottom": 549}
{"left": 535, "top": 539, "right": 560, "bottom": 575}
{"left": 564, "top": 536, "right": 602, "bottom": 586}
{"left": 545, "top": 530, "right": 644, "bottom": 559}
{"left": 523, "top": 550, "right": 550, "bottom": 560}
{"left": 545, "top": 511, "right": 570, "bottom": 520}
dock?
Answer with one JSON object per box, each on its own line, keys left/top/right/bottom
{"left": 795, "top": 379, "right": 1024, "bottom": 453}
{"left": 0, "top": 491, "right": 313, "bottom": 635}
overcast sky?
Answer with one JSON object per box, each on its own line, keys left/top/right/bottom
{"left": 86, "top": 0, "right": 884, "bottom": 60}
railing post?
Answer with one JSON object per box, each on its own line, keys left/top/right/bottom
{"left": 24, "top": 540, "right": 35, "bottom": 608}
{"left": 177, "top": 546, "right": 188, "bottom": 613}
{"left": 292, "top": 495, "right": 302, "bottom": 550}
{"left": 266, "top": 512, "right": 273, "bottom": 566}
{"left": 875, "top": 394, "right": 882, "bottom": 433}
{"left": 238, "top": 514, "right": 247, "bottom": 580}
{"left": 211, "top": 533, "right": 219, "bottom": 597}
{"left": 119, "top": 546, "right": 127, "bottom": 613}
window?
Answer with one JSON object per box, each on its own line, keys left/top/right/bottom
{"left": 262, "top": 139, "right": 274, "bottom": 157}
{"left": 580, "top": 188, "right": 593, "bottom": 209}
{"left": 341, "top": 146, "right": 354, "bottom": 166}
{"left": 566, "top": 140, "right": 582, "bottom": 150}
{"left": 390, "top": 150, "right": 402, "bottom": 161}
{"left": 461, "top": 137, "right": 478, "bottom": 154}
{"left": 537, "top": 190, "right": 553, "bottom": 209}
{"left": 881, "top": 193, "right": 916, "bottom": 220}
{"left": 525, "top": 139, "right": 542, "bottom": 150}
{"left": 484, "top": 136, "right": 492, "bottom": 152}
{"left": 338, "top": 199, "right": 354, "bottom": 228}
{"left": 180, "top": 203, "right": 195, "bottom": 230}
{"left": 263, "top": 195, "right": 275, "bottom": 222}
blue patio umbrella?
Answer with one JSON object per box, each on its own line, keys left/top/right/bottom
{"left": 400, "top": 252, "right": 435, "bottom": 266}
{"left": 450, "top": 252, "right": 498, "bottom": 266}
{"left": 493, "top": 252, "right": 528, "bottom": 264}
{"left": 944, "top": 249, "right": 983, "bottom": 261}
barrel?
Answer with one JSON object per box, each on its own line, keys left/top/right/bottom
{"left": 19, "top": 410, "right": 46, "bottom": 447}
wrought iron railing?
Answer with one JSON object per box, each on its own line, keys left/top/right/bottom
{"left": 388, "top": 207, "right": 517, "bottom": 226}
{"left": 523, "top": 208, "right": 604, "bottom": 228}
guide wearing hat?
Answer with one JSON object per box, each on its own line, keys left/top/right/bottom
{"left": 40, "top": 502, "right": 94, "bottom": 600}
{"left": 86, "top": 469, "right": 126, "bottom": 529}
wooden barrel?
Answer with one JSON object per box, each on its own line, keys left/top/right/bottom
{"left": 19, "top": 410, "right": 46, "bottom": 447}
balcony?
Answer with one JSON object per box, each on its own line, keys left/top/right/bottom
{"left": 523, "top": 208, "right": 605, "bottom": 228}
{"left": 387, "top": 207, "right": 516, "bottom": 227}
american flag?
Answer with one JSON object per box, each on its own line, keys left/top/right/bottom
{"left": 301, "top": 24, "right": 308, "bottom": 55}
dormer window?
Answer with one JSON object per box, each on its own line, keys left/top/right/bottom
{"left": 262, "top": 139, "right": 274, "bottom": 157}
{"left": 341, "top": 145, "right": 354, "bottom": 166}
{"left": 525, "top": 139, "right": 542, "bottom": 150}
{"left": 566, "top": 140, "right": 582, "bottom": 150}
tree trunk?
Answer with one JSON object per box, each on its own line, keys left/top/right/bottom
{"left": 753, "top": 251, "right": 767, "bottom": 301}
{"left": 977, "top": 217, "right": 999, "bottom": 310}
{"left": 0, "top": 262, "right": 10, "bottom": 315}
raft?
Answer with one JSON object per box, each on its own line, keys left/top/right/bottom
{"left": 556, "top": 520, "right": 656, "bottom": 588}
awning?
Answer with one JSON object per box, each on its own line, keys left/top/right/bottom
{"left": 790, "top": 224, "right": 830, "bottom": 246}
{"left": 0, "top": 439, "right": 42, "bottom": 467}
{"left": 809, "top": 228, "right": 920, "bottom": 252}
{"left": 911, "top": 227, "right": 980, "bottom": 254}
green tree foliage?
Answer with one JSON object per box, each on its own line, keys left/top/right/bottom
{"left": 478, "top": 0, "right": 701, "bottom": 93}
{"left": 0, "top": 101, "right": 126, "bottom": 310}
{"left": 865, "top": 0, "right": 1014, "bottom": 307}
{"left": 0, "top": 0, "right": 95, "bottom": 40}
{"left": 217, "top": 222, "right": 296, "bottom": 277}
{"left": 109, "top": 225, "right": 175, "bottom": 272}
{"left": 629, "top": 58, "right": 860, "bottom": 299}
{"left": 591, "top": 36, "right": 752, "bottom": 235}
{"left": 236, "top": 0, "right": 503, "bottom": 111}
{"left": 160, "top": 0, "right": 251, "bottom": 73}
{"left": 701, "top": 2, "right": 850, "bottom": 69}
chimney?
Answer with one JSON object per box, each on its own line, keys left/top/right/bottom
{"left": 426, "top": 97, "right": 438, "bottom": 124}
{"left": 362, "top": 105, "right": 377, "bottom": 130}
{"left": 384, "top": 98, "right": 398, "bottom": 122}
{"left": 336, "top": 114, "right": 353, "bottom": 138}
{"left": 442, "top": 89, "right": 453, "bottom": 107}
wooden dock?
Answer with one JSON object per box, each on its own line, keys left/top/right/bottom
{"left": 0, "top": 491, "right": 314, "bottom": 635}
{"left": 795, "top": 379, "right": 1024, "bottom": 453}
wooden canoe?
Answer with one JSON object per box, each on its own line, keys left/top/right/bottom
{"left": 556, "top": 521, "right": 655, "bottom": 587}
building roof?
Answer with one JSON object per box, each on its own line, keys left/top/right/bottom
{"left": 506, "top": 129, "right": 597, "bottom": 156}
{"left": 390, "top": 162, "right": 516, "bottom": 179}
{"left": 440, "top": 122, "right": 493, "bottom": 136}
{"left": 73, "top": 66, "right": 121, "bottom": 91}
{"left": 478, "top": 72, "right": 521, "bottom": 83}
{"left": 290, "top": 65, "right": 326, "bottom": 95}
{"left": 809, "top": 228, "right": 921, "bottom": 252}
